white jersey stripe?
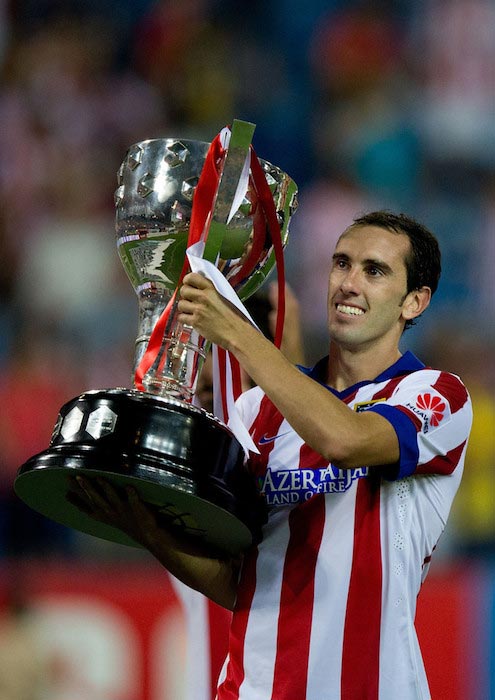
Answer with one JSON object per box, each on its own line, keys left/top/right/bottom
{"left": 239, "top": 509, "right": 291, "bottom": 698}
{"left": 307, "top": 488, "right": 357, "bottom": 699}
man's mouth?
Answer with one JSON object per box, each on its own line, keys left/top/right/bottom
{"left": 336, "top": 303, "right": 365, "bottom": 316}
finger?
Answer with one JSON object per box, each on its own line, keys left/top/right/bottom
{"left": 179, "top": 283, "right": 210, "bottom": 304}
{"left": 124, "top": 487, "right": 160, "bottom": 545}
{"left": 125, "top": 486, "right": 156, "bottom": 525}
{"left": 182, "top": 271, "right": 210, "bottom": 289}
{"left": 68, "top": 475, "right": 96, "bottom": 503}
{"left": 67, "top": 475, "right": 98, "bottom": 512}
{"left": 66, "top": 488, "right": 94, "bottom": 515}
{"left": 74, "top": 475, "right": 113, "bottom": 513}
{"left": 66, "top": 484, "right": 111, "bottom": 525}
{"left": 176, "top": 300, "right": 196, "bottom": 329}
{"left": 96, "top": 477, "right": 128, "bottom": 514}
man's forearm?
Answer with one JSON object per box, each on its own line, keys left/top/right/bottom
{"left": 142, "top": 525, "right": 240, "bottom": 610}
{"left": 67, "top": 476, "right": 239, "bottom": 610}
{"left": 177, "top": 274, "right": 400, "bottom": 470}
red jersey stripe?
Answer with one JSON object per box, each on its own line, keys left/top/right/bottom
{"left": 249, "top": 395, "right": 282, "bottom": 443}
{"left": 371, "top": 374, "right": 405, "bottom": 401}
{"left": 217, "top": 348, "right": 229, "bottom": 423}
{"left": 217, "top": 548, "right": 259, "bottom": 699}
{"left": 207, "top": 601, "right": 232, "bottom": 699}
{"left": 432, "top": 372, "right": 469, "bottom": 414}
{"left": 342, "top": 386, "right": 361, "bottom": 405}
{"left": 416, "top": 440, "right": 467, "bottom": 475}
{"left": 248, "top": 396, "right": 285, "bottom": 479}
{"left": 341, "top": 476, "right": 382, "bottom": 700}
{"left": 271, "top": 493, "right": 326, "bottom": 698}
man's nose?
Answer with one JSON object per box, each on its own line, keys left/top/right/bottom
{"left": 340, "top": 267, "right": 361, "bottom": 294}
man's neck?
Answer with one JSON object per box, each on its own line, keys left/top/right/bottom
{"left": 326, "top": 341, "right": 402, "bottom": 392}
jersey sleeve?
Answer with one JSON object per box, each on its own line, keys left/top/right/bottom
{"left": 367, "top": 369, "right": 473, "bottom": 480}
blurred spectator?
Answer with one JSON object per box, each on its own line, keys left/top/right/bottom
{"left": 0, "top": 575, "right": 49, "bottom": 699}
{"left": 13, "top": 189, "right": 135, "bottom": 381}
{"left": 310, "top": 6, "right": 403, "bottom": 100}
{"left": 133, "top": 0, "right": 235, "bottom": 133}
{"left": 286, "top": 176, "right": 376, "bottom": 361}
{"left": 409, "top": 0, "right": 495, "bottom": 169}
{"left": 0, "top": 325, "right": 82, "bottom": 557}
{"left": 0, "top": 14, "right": 168, "bottom": 558}
{"left": 132, "top": 0, "right": 310, "bottom": 182}
{"left": 309, "top": 5, "right": 424, "bottom": 207}
{"left": 0, "top": 17, "right": 165, "bottom": 253}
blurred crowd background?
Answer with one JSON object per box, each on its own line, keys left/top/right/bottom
{"left": 0, "top": 1, "right": 494, "bottom": 698}
{"left": 0, "top": 0, "right": 493, "bottom": 569}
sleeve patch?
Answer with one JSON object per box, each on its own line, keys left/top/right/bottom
{"left": 402, "top": 389, "right": 451, "bottom": 434}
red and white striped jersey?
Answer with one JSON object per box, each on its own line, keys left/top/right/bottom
{"left": 217, "top": 352, "right": 472, "bottom": 700}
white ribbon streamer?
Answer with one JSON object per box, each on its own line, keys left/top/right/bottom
{"left": 186, "top": 242, "right": 260, "bottom": 456}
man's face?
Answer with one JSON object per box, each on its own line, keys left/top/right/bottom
{"left": 327, "top": 225, "right": 412, "bottom": 351}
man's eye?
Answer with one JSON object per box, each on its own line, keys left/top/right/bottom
{"left": 367, "top": 266, "right": 382, "bottom": 276}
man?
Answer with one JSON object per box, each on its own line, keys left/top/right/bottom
{"left": 71, "top": 210, "right": 472, "bottom": 699}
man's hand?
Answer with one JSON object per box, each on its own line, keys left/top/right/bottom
{"left": 66, "top": 475, "right": 240, "bottom": 609}
{"left": 178, "top": 272, "right": 252, "bottom": 350}
{"left": 66, "top": 475, "right": 160, "bottom": 549}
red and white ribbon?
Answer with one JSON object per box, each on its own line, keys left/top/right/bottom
{"left": 186, "top": 242, "right": 260, "bottom": 456}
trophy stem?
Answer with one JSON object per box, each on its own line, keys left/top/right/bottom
{"left": 131, "top": 287, "right": 205, "bottom": 401}
{"left": 141, "top": 321, "right": 207, "bottom": 401}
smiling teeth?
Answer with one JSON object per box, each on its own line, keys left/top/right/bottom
{"left": 337, "top": 304, "right": 364, "bottom": 316}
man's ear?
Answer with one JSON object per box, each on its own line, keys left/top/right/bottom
{"left": 402, "top": 286, "right": 432, "bottom": 322}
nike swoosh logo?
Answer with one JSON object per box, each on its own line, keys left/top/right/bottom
{"left": 259, "top": 431, "right": 292, "bottom": 445}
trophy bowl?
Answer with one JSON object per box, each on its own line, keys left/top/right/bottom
{"left": 15, "top": 129, "right": 298, "bottom": 555}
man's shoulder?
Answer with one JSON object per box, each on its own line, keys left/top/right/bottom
{"left": 389, "top": 365, "right": 469, "bottom": 398}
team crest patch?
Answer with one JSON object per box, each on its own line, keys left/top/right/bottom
{"left": 404, "top": 390, "right": 451, "bottom": 433}
{"left": 354, "top": 398, "right": 386, "bottom": 413}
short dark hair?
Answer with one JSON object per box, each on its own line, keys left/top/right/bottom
{"left": 350, "top": 210, "right": 441, "bottom": 329}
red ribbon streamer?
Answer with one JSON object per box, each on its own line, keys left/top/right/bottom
{"left": 224, "top": 149, "right": 286, "bottom": 409}
{"left": 248, "top": 148, "right": 286, "bottom": 351}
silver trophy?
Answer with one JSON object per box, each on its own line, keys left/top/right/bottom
{"left": 15, "top": 121, "right": 298, "bottom": 554}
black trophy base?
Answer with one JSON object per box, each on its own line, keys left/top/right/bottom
{"left": 15, "top": 389, "right": 265, "bottom": 555}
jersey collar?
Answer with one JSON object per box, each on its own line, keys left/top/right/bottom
{"left": 299, "top": 351, "right": 425, "bottom": 399}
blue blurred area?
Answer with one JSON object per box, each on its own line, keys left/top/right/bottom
{"left": 0, "top": 0, "right": 493, "bottom": 564}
